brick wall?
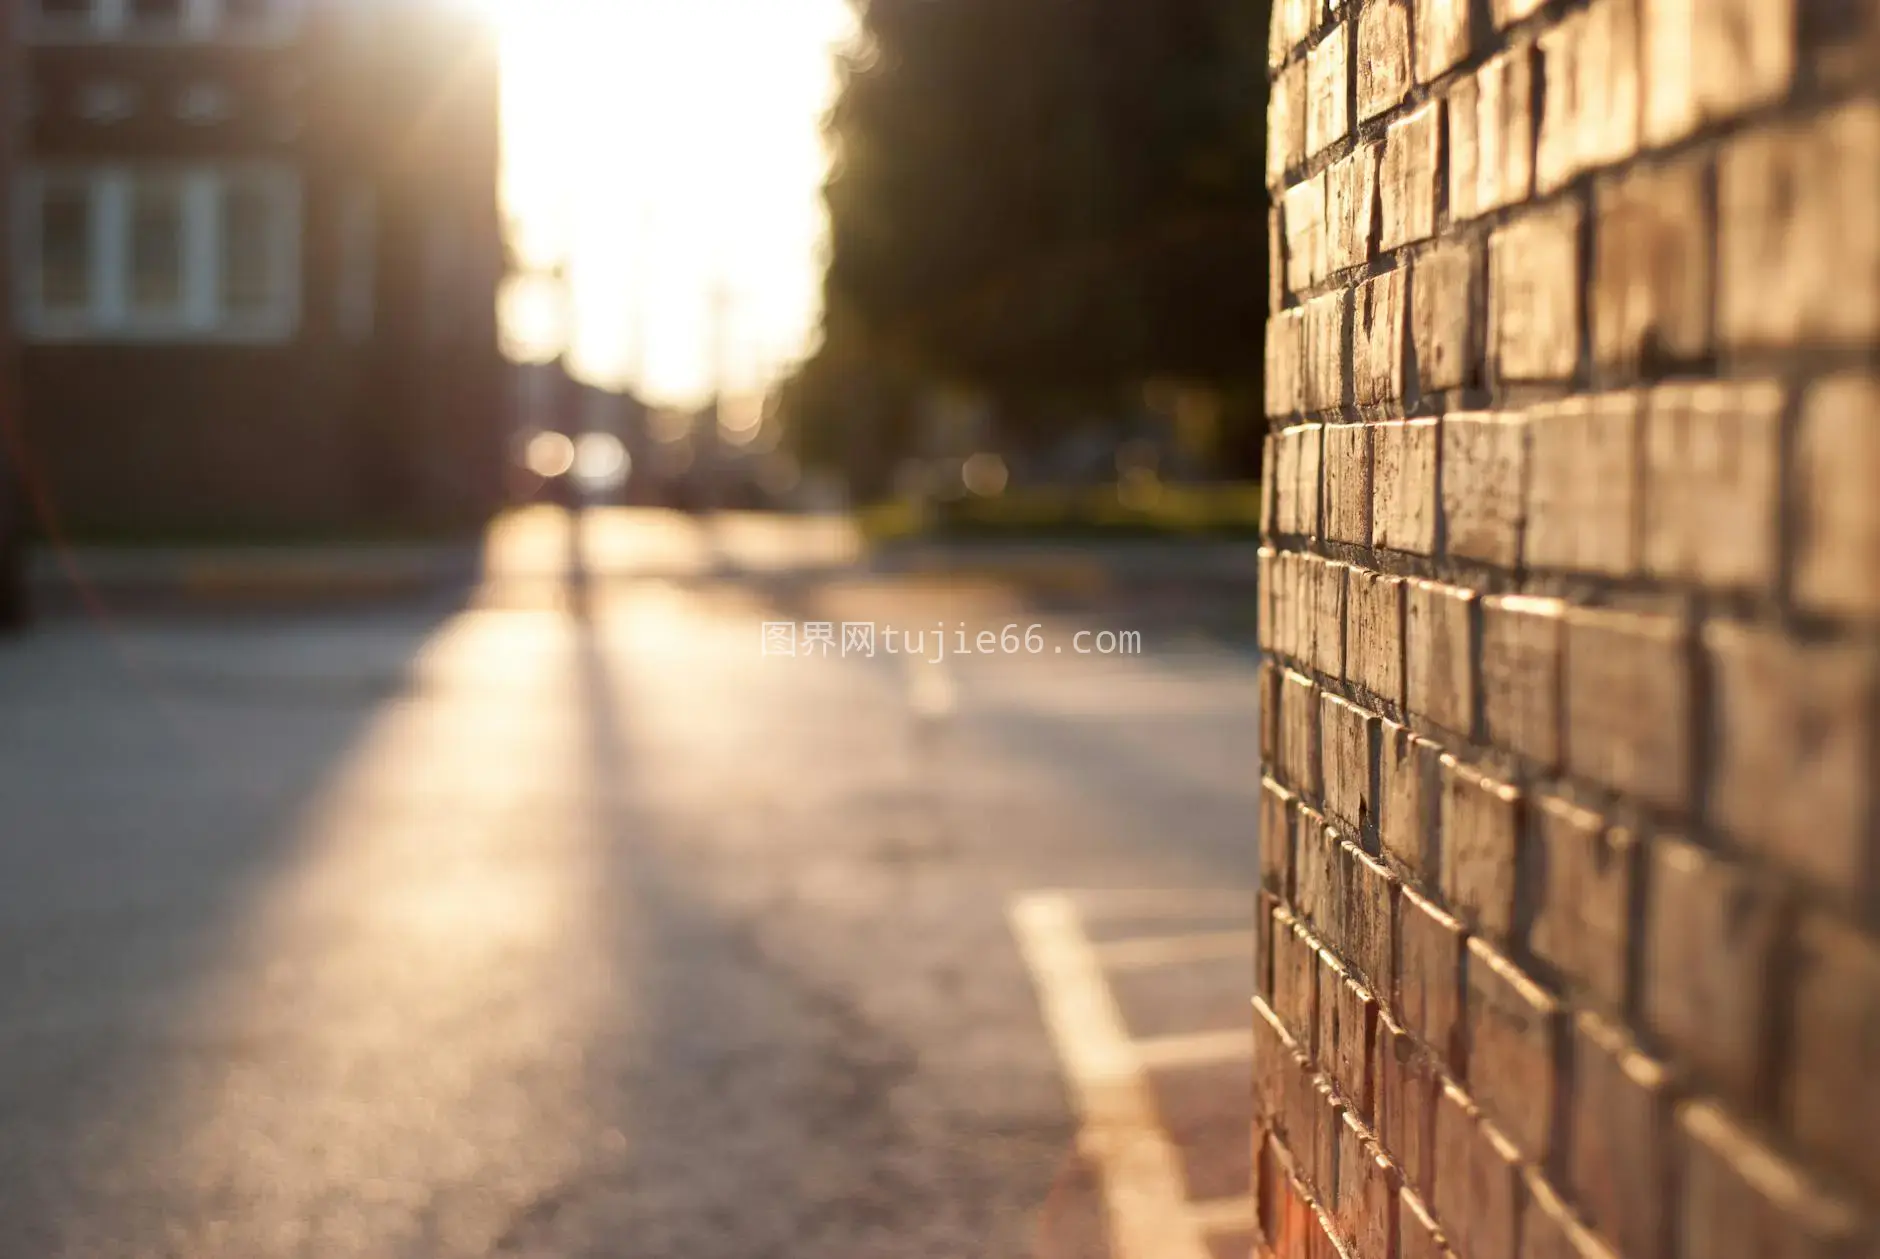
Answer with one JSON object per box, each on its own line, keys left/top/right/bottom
{"left": 1256, "top": 2, "right": 1880, "bottom": 1257}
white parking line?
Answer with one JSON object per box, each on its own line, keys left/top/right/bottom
{"left": 1095, "top": 929, "right": 1256, "bottom": 971}
{"left": 1009, "top": 891, "right": 1214, "bottom": 1259}
{"left": 1188, "top": 1195, "right": 1259, "bottom": 1236}
{"left": 1135, "top": 1027, "right": 1255, "bottom": 1072}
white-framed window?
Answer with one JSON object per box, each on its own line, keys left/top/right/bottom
{"left": 27, "top": 0, "right": 305, "bottom": 45}
{"left": 14, "top": 164, "right": 302, "bottom": 343}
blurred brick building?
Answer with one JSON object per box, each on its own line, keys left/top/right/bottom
{"left": 8, "top": 0, "right": 508, "bottom": 538}
{"left": 0, "top": 0, "right": 24, "bottom": 621}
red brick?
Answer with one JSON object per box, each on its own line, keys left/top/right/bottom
{"left": 1312, "top": 1078, "right": 1344, "bottom": 1209}
{"left": 1490, "top": 203, "right": 1581, "bottom": 381}
{"left": 1480, "top": 595, "right": 1563, "bottom": 768}
{"left": 1432, "top": 1084, "right": 1523, "bottom": 1259}
{"left": 1321, "top": 695, "right": 1376, "bottom": 835}
{"left": 1356, "top": 0, "right": 1411, "bottom": 121}
{"left": 1377, "top": 718, "right": 1434, "bottom": 876}
{"left": 1373, "top": 419, "right": 1438, "bottom": 555}
{"left": 1307, "top": 24, "right": 1351, "bottom": 159}
{"left": 1413, "top": 243, "right": 1476, "bottom": 394}
{"left": 1377, "top": 1014, "right": 1438, "bottom": 1199}
{"left": 1439, "top": 757, "right": 1519, "bottom": 942}
{"left": 1564, "top": 608, "right": 1690, "bottom": 810}
{"left": 1643, "top": 381, "right": 1783, "bottom": 591}
{"left": 1527, "top": 393, "right": 1642, "bottom": 574}
{"left": 1526, "top": 1171, "right": 1621, "bottom": 1259}
{"left": 1259, "top": 890, "right": 1278, "bottom": 1000}
{"left": 1354, "top": 268, "right": 1406, "bottom": 407}
{"left": 1324, "top": 424, "right": 1373, "bottom": 546}
{"left": 1643, "top": 838, "right": 1779, "bottom": 1107}
{"left": 1275, "top": 908, "right": 1324, "bottom": 1059}
{"left": 1466, "top": 938, "right": 1561, "bottom": 1163}
{"left": 1788, "top": 913, "right": 1880, "bottom": 1201}
{"left": 1794, "top": 375, "right": 1880, "bottom": 622}
{"left": 1345, "top": 844, "right": 1396, "bottom": 1003}
{"left": 1707, "top": 622, "right": 1875, "bottom": 894}
{"left": 1330, "top": 964, "right": 1378, "bottom": 1119}
{"left": 1399, "top": 885, "right": 1465, "bottom": 1070}
{"left": 1678, "top": 1101, "right": 1864, "bottom": 1259}
{"left": 1399, "top": 1188, "right": 1455, "bottom": 1259}
{"left": 1593, "top": 158, "right": 1710, "bottom": 370}
{"left": 1381, "top": 102, "right": 1441, "bottom": 250}
{"left": 1348, "top": 568, "right": 1405, "bottom": 707}
{"left": 1297, "top": 800, "right": 1340, "bottom": 926}
{"left": 1719, "top": 102, "right": 1880, "bottom": 349}
{"left": 1261, "top": 777, "right": 1297, "bottom": 900}
{"left": 1255, "top": 994, "right": 1300, "bottom": 1127}
{"left": 1407, "top": 580, "right": 1475, "bottom": 736}
{"left": 1530, "top": 798, "right": 1633, "bottom": 1013}
{"left": 1570, "top": 1012, "right": 1673, "bottom": 1259}
{"left": 1281, "top": 669, "right": 1324, "bottom": 799}
{"left": 1338, "top": 1111, "right": 1400, "bottom": 1259}
{"left": 1441, "top": 412, "right": 1526, "bottom": 566}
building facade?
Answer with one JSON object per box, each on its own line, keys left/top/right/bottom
{"left": 0, "top": 0, "right": 25, "bottom": 621}
{"left": 9, "top": 0, "right": 508, "bottom": 537}
{"left": 1257, "top": 2, "right": 1880, "bottom": 1258}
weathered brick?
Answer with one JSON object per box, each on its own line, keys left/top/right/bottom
{"left": 1266, "top": 307, "right": 1306, "bottom": 420}
{"left": 1399, "top": 884, "right": 1465, "bottom": 1068}
{"left": 1377, "top": 718, "right": 1434, "bottom": 874}
{"left": 1270, "top": 60, "right": 1308, "bottom": 188}
{"left": 1441, "top": 413, "right": 1526, "bottom": 566}
{"left": 1307, "top": 24, "right": 1351, "bottom": 159}
{"left": 1400, "top": 1188, "right": 1453, "bottom": 1259}
{"left": 1260, "top": 650, "right": 1281, "bottom": 759}
{"left": 1304, "top": 291, "right": 1348, "bottom": 413}
{"left": 1285, "top": 552, "right": 1313, "bottom": 663}
{"left": 1475, "top": 46, "right": 1535, "bottom": 215}
{"left": 1335, "top": 1109, "right": 1399, "bottom": 1259}
{"left": 1707, "top": 622, "right": 1875, "bottom": 894}
{"left": 1311, "top": 1077, "right": 1343, "bottom": 1208}
{"left": 1490, "top": 203, "right": 1582, "bottom": 381}
{"left": 1376, "top": 1018, "right": 1436, "bottom": 1196}
{"left": 1258, "top": 889, "right": 1277, "bottom": 1000}
{"left": 1643, "top": 838, "right": 1778, "bottom": 1107}
{"left": 1373, "top": 419, "right": 1438, "bottom": 554}
{"left": 1644, "top": 0, "right": 1793, "bottom": 147}
{"left": 1643, "top": 381, "right": 1782, "bottom": 590}
{"left": 1327, "top": 144, "right": 1380, "bottom": 277}
{"left": 1297, "top": 811, "right": 1341, "bottom": 940}
{"left": 1323, "top": 425, "right": 1373, "bottom": 545}
{"left": 1535, "top": 7, "right": 1589, "bottom": 194}
{"left": 1258, "top": 550, "right": 1278, "bottom": 653}
{"left": 1381, "top": 103, "right": 1441, "bottom": 251}
{"left": 1356, "top": 0, "right": 1411, "bottom": 121}
{"left": 1281, "top": 668, "right": 1324, "bottom": 798}
{"left": 1481, "top": 595, "right": 1563, "bottom": 768}
{"left": 1354, "top": 268, "right": 1406, "bottom": 406}
{"left": 1412, "top": 243, "right": 1475, "bottom": 393}
{"left": 1293, "top": 423, "right": 1325, "bottom": 536}
{"left": 1432, "top": 1084, "right": 1522, "bottom": 1259}
{"left": 1594, "top": 158, "right": 1710, "bottom": 370}
{"left": 1261, "top": 777, "right": 1297, "bottom": 899}
{"left": 1261, "top": 434, "right": 1280, "bottom": 537}
{"left": 1321, "top": 693, "right": 1375, "bottom": 833}
{"left": 1407, "top": 580, "right": 1475, "bottom": 736}
{"left": 1440, "top": 756, "right": 1519, "bottom": 941}
{"left": 1330, "top": 963, "right": 1378, "bottom": 1118}
{"left": 1678, "top": 1101, "right": 1864, "bottom": 1259}
{"left": 1349, "top": 569, "right": 1405, "bottom": 708}
{"left": 1271, "top": 207, "right": 1285, "bottom": 313}
{"left": 1345, "top": 843, "right": 1396, "bottom": 999}
{"left": 1564, "top": 608, "right": 1689, "bottom": 810}
{"left": 1314, "top": 558, "right": 1348, "bottom": 679}
{"left": 1540, "top": 0, "right": 1642, "bottom": 188}
{"left": 1285, "top": 171, "right": 1328, "bottom": 294}
{"left": 1274, "top": 908, "right": 1323, "bottom": 1058}
{"left": 1640, "top": 0, "right": 1698, "bottom": 145}
{"left": 1492, "top": 0, "right": 1543, "bottom": 27}
{"left": 1527, "top": 1170, "right": 1621, "bottom": 1259}
{"left": 1469, "top": 938, "right": 1562, "bottom": 1170}
{"left": 1789, "top": 913, "right": 1880, "bottom": 1202}
{"left": 1719, "top": 102, "right": 1880, "bottom": 349}
{"left": 1271, "top": 0, "right": 1314, "bottom": 66}
{"left": 1570, "top": 1012, "right": 1672, "bottom": 1259}
{"left": 1530, "top": 798, "right": 1633, "bottom": 1013}
{"left": 1448, "top": 72, "right": 1484, "bottom": 222}
{"left": 1255, "top": 993, "right": 1299, "bottom": 1127}
{"left": 1528, "top": 393, "right": 1642, "bottom": 575}
{"left": 1794, "top": 374, "right": 1880, "bottom": 622}
{"left": 1415, "top": 0, "right": 1470, "bottom": 83}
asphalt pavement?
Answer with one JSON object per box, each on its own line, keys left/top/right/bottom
{"left": 0, "top": 510, "right": 1261, "bottom": 1259}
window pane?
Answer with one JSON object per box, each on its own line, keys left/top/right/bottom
{"left": 37, "top": 185, "right": 93, "bottom": 313}
{"left": 219, "top": 182, "right": 279, "bottom": 317}
{"left": 129, "top": 180, "right": 187, "bottom": 315}
{"left": 126, "top": 0, "right": 184, "bottom": 33}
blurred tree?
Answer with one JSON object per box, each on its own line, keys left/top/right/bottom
{"left": 796, "top": 0, "right": 1270, "bottom": 484}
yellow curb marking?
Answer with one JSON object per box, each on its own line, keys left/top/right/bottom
{"left": 1010, "top": 891, "right": 1213, "bottom": 1259}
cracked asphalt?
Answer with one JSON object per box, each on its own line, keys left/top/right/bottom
{"left": 0, "top": 511, "right": 1261, "bottom": 1259}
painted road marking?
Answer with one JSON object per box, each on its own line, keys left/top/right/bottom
{"left": 1070, "top": 888, "right": 1253, "bottom": 921}
{"left": 1188, "top": 1195, "right": 1259, "bottom": 1235}
{"left": 1011, "top": 891, "right": 1220, "bottom": 1259}
{"left": 1095, "top": 929, "right": 1256, "bottom": 971}
{"left": 1135, "top": 1027, "right": 1256, "bottom": 1072}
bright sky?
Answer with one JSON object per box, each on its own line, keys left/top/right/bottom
{"left": 480, "top": 0, "right": 856, "bottom": 408}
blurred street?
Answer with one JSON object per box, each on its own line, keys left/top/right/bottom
{"left": 0, "top": 509, "right": 1260, "bottom": 1259}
